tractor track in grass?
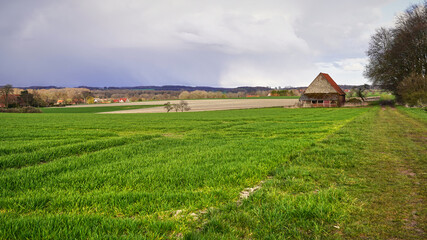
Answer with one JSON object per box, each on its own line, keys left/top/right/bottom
{"left": 0, "top": 139, "right": 84, "bottom": 156}
{"left": 0, "top": 135, "right": 158, "bottom": 170}
{"left": 344, "top": 107, "right": 426, "bottom": 239}
{"left": 4, "top": 107, "right": 406, "bottom": 239}
{"left": 181, "top": 107, "right": 426, "bottom": 239}
{"left": 388, "top": 108, "right": 426, "bottom": 237}
{"left": 177, "top": 109, "right": 371, "bottom": 237}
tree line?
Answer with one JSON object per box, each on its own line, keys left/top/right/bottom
{"left": 0, "top": 85, "right": 275, "bottom": 108}
{"left": 0, "top": 85, "right": 93, "bottom": 107}
{"left": 365, "top": 1, "right": 426, "bottom": 107}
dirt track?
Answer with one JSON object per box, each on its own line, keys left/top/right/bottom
{"left": 88, "top": 99, "right": 299, "bottom": 113}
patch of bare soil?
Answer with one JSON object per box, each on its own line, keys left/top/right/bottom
{"left": 97, "top": 99, "right": 299, "bottom": 113}
{"left": 400, "top": 169, "right": 416, "bottom": 177}
{"left": 170, "top": 176, "right": 273, "bottom": 226}
{"left": 237, "top": 176, "right": 272, "bottom": 206}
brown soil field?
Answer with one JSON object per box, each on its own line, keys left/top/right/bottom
{"left": 67, "top": 99, "right": 299, "bottom": 113}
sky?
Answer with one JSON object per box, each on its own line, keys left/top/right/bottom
{"left": 0, "top": 0, "right": 416, "bottom": 88}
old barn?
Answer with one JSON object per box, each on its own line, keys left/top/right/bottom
{"left": 299, "top": 73, "right": 346, "bottom": 107}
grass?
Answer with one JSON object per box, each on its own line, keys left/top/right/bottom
{"left": 0, "top": 106, "right": 425, "bottom": 239}
{"left": 342, "top": 107, "right": 426, "bottom": 239}
{"left": 41, "top": 105, "right": 161, "bottom": 113}
{"left": 186, "top": 107, "right": 426, "bottom": 239}
{"left": 398, "top": 106, "right": 427, "bottom": 123}
{"left": 379, "top": 93, "right": 396, "bottom": 101}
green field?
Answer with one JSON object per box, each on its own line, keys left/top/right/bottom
{"left": 398, "top": 106, "right": 427, "bottom": 122}
{"left": 0, "top": 107, "right": 425, "bottom": 239}
{"left": 41, "top": 105, "right": 161, "bottom": 113}
{"left": 236, "top": 96, "right": 300, "bottom": 99}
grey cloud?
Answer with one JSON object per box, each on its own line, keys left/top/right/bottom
{"left": 0, "top": 0, "right": 406, "bottom": 87}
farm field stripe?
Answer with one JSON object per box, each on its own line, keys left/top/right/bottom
{"left": 398, "top": 106, "right": 427, "bottom": 124}
{"left": 341, "top": 107, "right": 426, "bottom": 239}
{"left": 184, "top": 107, "right": 426, "bottom": 239}
{"left": 0, "top": 212, "right": 174, "bottom": 239}
{"left": 0, "top": 135, "right": 158, "bottom": 170}
{"left": 0, "top": 138, "right": 87, "bottom": 156}
{"left": 0, "top": 107, "right": 372, "bottom": 239}
{"left": 189, "top": 109, "right": 371, "bottom": 218}
{"left": 184, "top": 107, "right": 377, "bottom": 238}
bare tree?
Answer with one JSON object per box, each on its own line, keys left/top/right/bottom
{"left": 171, "top": 101, "right": 191, "bottom": 112}
{"left": 172, "top": 103, "right": 181, "bottom": 112}
{"left": 364, "top": 1, "right": 427, "bottom": 103}
{"left": 179, "top": 100, "right": 191, "bottom": 112}
{"left": 164, "top": 102, "right": 173, "bottom": 112}
{"left": 0, "top": 84, "right": 13, "bottom": 108}
{"left": 179, "top": 91, "right": 190, "bottom": 99}
{"left": 81, "top": 91, "right": 92, "bottom": 104}
{"left": 353, "top": 84, "right": 370, "bottom": 102}
{"left": 20, "top": 90, "right": 34, "bottom": 107}
{"left": 31, "top": 89, "right": 44, "bottom": 107}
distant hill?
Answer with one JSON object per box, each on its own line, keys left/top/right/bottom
{"left": 97, "top": 85, "right": 273, "bottom": 92}
{"left": 19, "top": 85, "right": 272, "bottom": 93}
{"left": 16, "top": 84, "right": 367, "bottom": 92}
{"left": 26, "top": 86, "right": 64, "bottom": 89}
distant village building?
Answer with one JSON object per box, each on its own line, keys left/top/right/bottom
{"left": 299, "top": 73, "right": 346, "bottom": 107}
{"left": 112, "top": 98, "right": 129, "bottom": 103}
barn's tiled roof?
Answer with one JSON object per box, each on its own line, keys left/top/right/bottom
{"left": 320, "top": 73, "right": 345, "bottom": 95}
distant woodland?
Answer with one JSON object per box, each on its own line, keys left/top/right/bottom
{"left": 0, "top": 83, "right": 384, "bottom": 108}
{"left": 0, "top": 86, "right": 298, "bottom": 107}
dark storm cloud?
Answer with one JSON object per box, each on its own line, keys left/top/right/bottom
{"left": 0, "top": 0, "right": 410, "bottom": 87}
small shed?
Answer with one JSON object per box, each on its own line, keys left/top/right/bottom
{"left": 299, "top": 73, "right": 346, "bottom": 107}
